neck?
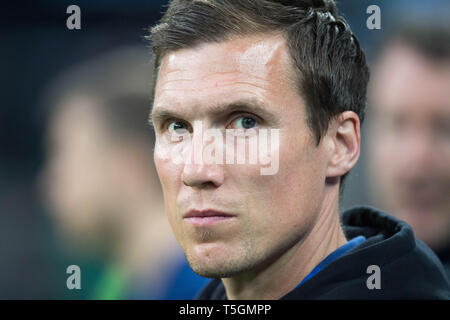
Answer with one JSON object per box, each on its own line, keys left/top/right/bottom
{"left": 223, "top": 187, "right": 347, "bottom": 300}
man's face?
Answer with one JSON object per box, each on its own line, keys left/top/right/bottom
{"left": 41, "top": 99, "right": 116, "bottom": 243}
{"left": 152, "top": 34, "right": 330, "bottom": 278}
{"left": 368, "top": 43, "right": 450, "bottom": 249}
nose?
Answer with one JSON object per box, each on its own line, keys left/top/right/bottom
{"left": 181, "top": 130, "right": 225, "bottom": 189}
{"left": 182, "top": 161, "right": 224, "bottom": 189}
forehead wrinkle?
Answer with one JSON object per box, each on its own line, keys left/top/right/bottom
{"left": 158, "top": 66, "right": 271, "bottom": 88}
{"left": 159, "top": 69, "right": 238, "bottom": 84}
{"left": 156, "top": 80, "right": 269, "bottom": 96}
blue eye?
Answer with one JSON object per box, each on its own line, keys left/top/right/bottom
{"left": 231, "top": 116, "right": 258, "bottom": 129}
{"left": 167, "top": 121, "right": 189, "bottom": 134}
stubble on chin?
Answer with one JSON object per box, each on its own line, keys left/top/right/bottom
{"left": 183, "top": 237, "right": 260, "bottom": 279}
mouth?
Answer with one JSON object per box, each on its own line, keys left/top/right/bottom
{"left": 183, "top": 209, "right": 236, "bottom": 226}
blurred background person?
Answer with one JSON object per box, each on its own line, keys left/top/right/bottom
{"left": 367, "top": 23, "right": 450, "bottom": 276}
{"left": 39, "top": 46, "right": 208, "bottom": 299}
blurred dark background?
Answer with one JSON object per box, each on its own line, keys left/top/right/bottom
{"left": 1, "top": 0, "right": 449, "bottom": 299}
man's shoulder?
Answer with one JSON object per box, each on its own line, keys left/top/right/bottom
{"left": 284, "top": 205, "right": 450, "bottom": 299}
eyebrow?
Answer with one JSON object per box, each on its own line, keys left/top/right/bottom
{"left": 149, "top": 98, "right": 280, "bottom": 128}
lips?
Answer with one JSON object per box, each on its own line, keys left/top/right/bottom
{"left": 183, "top": 209, "right": 236, "bottom": 226}
{"left": 183, "top": 209, "right": 235, "bottom": 218}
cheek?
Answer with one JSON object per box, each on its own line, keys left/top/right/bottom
{"left": 283, "top": 134, "right": 326, "bottom": 211}
{"left": 154, "top": 142, "right": 177, "bottom": 188}
{"left": 239, "top": 134, "right": 323, "bottom": 230}
{"left": 154, "top": 143, "right": 182, "bottom": 222}
{"left": 281, "top": 151, "right": 322, "bottom": 211}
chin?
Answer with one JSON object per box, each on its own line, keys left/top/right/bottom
{"left": 189, "top": 261, "right": 245, "bottom": 279}
{"left": 186, "top": 249, "right": 258, "bottom": 279}
{"left": 185, "top": 250, "right": 233, "bottom": 278}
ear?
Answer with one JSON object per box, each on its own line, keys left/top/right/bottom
{"left": 325, "top": 111, "right": 361, "bottom": 178}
